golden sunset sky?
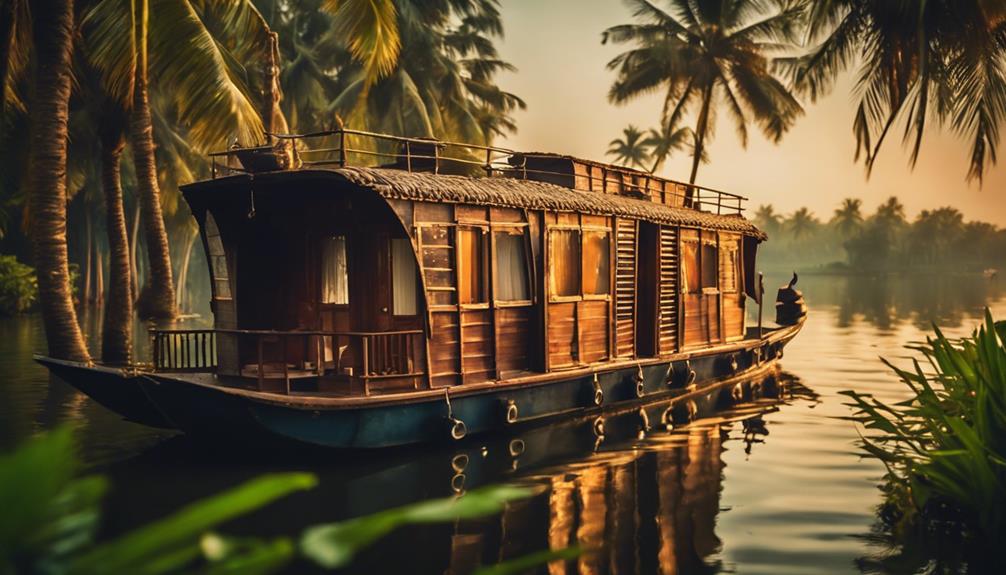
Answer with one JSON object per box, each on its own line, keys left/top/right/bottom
{"left": 496, "top": 0, "right": 1006, "bottom": 226}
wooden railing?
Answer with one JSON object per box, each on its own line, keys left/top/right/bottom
{"left": 150, "top": 328, "right": 425, "bottom": 395}
{"left": 208, "top": 128, "right": 748, "bottom": 216}
{"left": 152, "top": 329, "right": 217, "bottom": 372}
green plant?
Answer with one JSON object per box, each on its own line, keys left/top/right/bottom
{"left": 0, "top": 254, "right": 38, "bottom": 315}
{"left": 1, "top": 427, "right": 575, "bottom": 574}
{"left": 841, "top": 310, "right": 1006, "bottom": 540}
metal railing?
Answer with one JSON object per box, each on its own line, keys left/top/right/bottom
{"left": 150, "top": 327, "right": 425, "bottom": 396}
{"left": 208, "top": 128, "right": 747, "bottom": 216}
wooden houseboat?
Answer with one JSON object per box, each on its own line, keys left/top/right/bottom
{"left": 37, "top": 129, "right": 806, "bottom": 448}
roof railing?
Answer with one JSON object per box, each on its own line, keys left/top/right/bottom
{"left": 208, "top": 128, "right": 747, "bottom": 216}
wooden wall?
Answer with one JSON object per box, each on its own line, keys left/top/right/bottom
{"left": 657, "top": 226, "right": 679, "bottom": 355}
{"left": 613, "top": 218, "right": 637, "bottom": 359}
{"left": 719, "top": 233, "right": 745, "bottom": 341}
{"left": 544, "top": 212, "right": 613, "bottom": 370}
{"left": 409, "top": 202, "right": 535, "bottom": 386}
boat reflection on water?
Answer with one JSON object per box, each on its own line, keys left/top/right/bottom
{"left": 100, "top": 368, "right": 816, "bottom": 574}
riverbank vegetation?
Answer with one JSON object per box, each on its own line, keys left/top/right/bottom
{"left": 1, "top": 426, "right": 572, "bottom": 574}
{"left": 751, "top": 197, "right": 1006, "bottom": 273}
{"left": 841, "top": 311, "right": 1006, "bottom": 545}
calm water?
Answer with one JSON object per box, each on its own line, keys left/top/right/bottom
{"left": 2, "top": 272, "right": 1003, "bottom": 574}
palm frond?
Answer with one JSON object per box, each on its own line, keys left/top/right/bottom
{"left": 149, "top": 0, "right": 265, "bottom": 149}
{"left": 324, "top": 0, "right": 400, "bottom": 85}
{"left": 81, "top": 0, "right": 136, "bottom": 107}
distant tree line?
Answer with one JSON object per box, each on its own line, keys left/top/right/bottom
{"left": 752, "top": 197, "right": 1006, "bottom": 273}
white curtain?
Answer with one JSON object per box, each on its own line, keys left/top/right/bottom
{"left": 495, "top": 231, "right": 529, "bottom": 301}
{"left": 391, "top": 238, "right": 418, "bottom": 315}
{"left": 321, "top": 236, "right": 348, "bottom": 304}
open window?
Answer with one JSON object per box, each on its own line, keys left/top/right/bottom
{"left": 700, "top": 239, "right": 718, "bottom": 290}
{"left": 391, "top": 238, "right": 418, "bottom": 315}
{"left": 457, "top": 227, "right": 488, "bottom": 305}
{"left": 320, "top": 235, "right": 349, "bottom": 305}
{"left": 205, "top": 212, "right": 231, "bottom": 300}
{"left": 493, "top": 228, "right": 530, "bottom": 302}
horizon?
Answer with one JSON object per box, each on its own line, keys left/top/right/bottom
{"left": 495, "top": 0, "right": 1006, "bottom": 227}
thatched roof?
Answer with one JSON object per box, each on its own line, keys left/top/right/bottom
{"left": 332, "top": 167, "right": 766, "bottom": 239}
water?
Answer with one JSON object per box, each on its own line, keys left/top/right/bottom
{"left": 2, "top": 272, "right": 1003, "bottom": 573}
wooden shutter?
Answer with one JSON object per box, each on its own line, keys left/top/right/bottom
{"left": 614, "top": 218, "right": 637, "bottom": 358}
{"left": 658, "top": 226, "right": 678, "bottom": 354}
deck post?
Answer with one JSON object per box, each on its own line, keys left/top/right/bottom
{"left": 362, "top": 336, "right": 370, "bottom": 396}
{"left": 339, "top": 130, "right": 347, "bottom": 167}
{"left": 757, "top": 272, "right": 765, "bottom": 339}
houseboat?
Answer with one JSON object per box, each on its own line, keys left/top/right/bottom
{"left": 37, "top": 129, "right": 806, "bottom": 448}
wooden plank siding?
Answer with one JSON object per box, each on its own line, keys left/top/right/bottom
{"left": 657, "top": 226, "right": 679, "bottom": 355}
{"left": 614, "top": 218, "right": 637, "bottom": 359}
{"left": 719, "top": 233, "right": 745, "bottom": 341}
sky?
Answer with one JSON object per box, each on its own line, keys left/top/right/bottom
{"left": 493, "top": 0, "right": 1006, "bottom": 226}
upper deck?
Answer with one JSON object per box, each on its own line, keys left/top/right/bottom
{"left": 207, "top": 128, "right": 749, "bottom": 217}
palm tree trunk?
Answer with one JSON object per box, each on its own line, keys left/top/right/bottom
{"left": 95, "top": 246, "right": 104, "bottom": 305}
{"left": 129, "top": 200, "right": 139, "bottom": 301}
{"left": 0, "top": 0, "right": 17, "bottom": 114}
{"left": 176, "top": 228, "right": 196, "bottom": 313}
{"left": 83, "top": 211, "right": 92, "bottom": 304}
{"left": 28, "top": 0, "right": 90, "bottom": 362}
{"left": 688, "top": 85, "right": 713, "bottom": 187}
{"left": 130, "top": 0, "right": 176, "bottom": 319}
{"left": 100, "top": 118, "right": 132, "bottom": 364}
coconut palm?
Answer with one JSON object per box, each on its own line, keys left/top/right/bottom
{"left": 831, "top": 197, "right": 863, "bottom": 238}
{"left": 787, "top": 207, "right": 818, "bottom": 241}
{"left": 780, "top": 1, "right": 1006, "bottom": 183}
{"left": 643, "top": 124, "right": 691, "bottom": 173}
{"left": 753, "top": 204, "right": 783, "bottom": 237}
{"left": 27, "top": 0, "right": 90, "bottom": 362}
{"left": 607, "top": 125, "right": 652, "bottom": 169}
{"left": 329, "top": 0, "right": 524, "bottom": 145}
{"left": 603, "top": 0, "right": 805, "bottom": 186}
{"left": 97, "top": 101, "right": 132, "bottom": 363}
{"left": 874, "top": 196, "right": 906, "bottom": 226}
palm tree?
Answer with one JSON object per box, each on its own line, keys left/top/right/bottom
{"left": 329, "top": 0, "right": 524, "bottom": 145}
{"left": 831, "top": 198, "right": 863, "bottom": 238}
{"left": 27, "top": 0, "right": 90, "bottom": 362}
{"left": 753, "top": 204, "right": 782, "bottom": 237}
{"left": 84, "top": 0, "right": 276, "bottom": 319}
{"left": 98, "top": 102, "right": 132, "bottom": 363}
{"left": 603, "top": 0, "right": 805, "bottom": 186}
{"left": 787, "top": 207, "right": 818, "bottom": 241}
{"left": 642, "top": 125, "right": 691, "bottom": 173}
{"left": 781, "top": 1, "right": 1006, "bottom": 183}
{"left": 874, "top": 196, "right": 906, "bottom": 226}
{"left": 607, "top": 125, "right": 652, "bottom": 169}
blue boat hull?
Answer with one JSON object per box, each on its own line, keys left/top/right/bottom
{"left": 37, "top": 323, "right": 801, "bottom": 449}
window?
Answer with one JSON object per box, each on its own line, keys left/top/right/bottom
{"left": 701, "top": 241, "right": 718, "bottom": 289}
{"left": 494, "top": 229, "right": 529, "bottom": 301}
{"left": 320, "top": 236, "right": 349, "bottom": 304}
{"left": 681, "top": 239, "right": 700, "bottom": 293}
{"left": 721, "top": 244, "right": 739, "bottom": 293}
{"left": 205, "top": 212, "right": 231, "bottom": 299}
{"left": 391, "top": 238, "right": 417, "bottom": 315}
{"left": 458, "top": 227, "right": 487, "bottom": 304}
{"left": 549, "top": 229, "right": 580, "bottom": 297}
{"left": 582, "top": 231, "right": 610, "bottom": 295}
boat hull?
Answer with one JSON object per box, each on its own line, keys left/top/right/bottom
{"left": 37, "top": 323, "right": 802, "bottom": 449}
{"left": 34, "top": 356, "right": 173, "bottom": 429}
